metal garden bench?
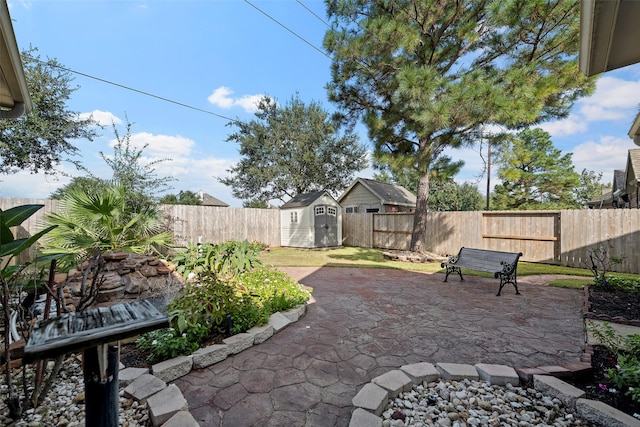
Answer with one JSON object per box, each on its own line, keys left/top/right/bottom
{"left": 440, "top": 247, "right": 523, "bottom": 296}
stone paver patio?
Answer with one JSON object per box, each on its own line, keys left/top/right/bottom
{"left": 174, "top": 267, "right": 586, "bottom": 426}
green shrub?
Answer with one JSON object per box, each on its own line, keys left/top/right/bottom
{"left": 167, "top": 271, "right": 240, "bottom": 335}
{"left": 625, "top": 335, "right": 640, "bottom": 359}
{"left": 148, "top": 267, "right": 311, "bottom": 362}
{"left": 230, "top": 299, "right": 271, "bottom": 335}
{"left": 605, "top": 276, "right": 640, "bottom": 292}
{"left": 172, "top": 239, "right": 264, "bottom": 279}
{"left": 237, "top": 267, "right": 312, "bottom": 313}
{"left": 136, "top": 326, "right": 208, "bottom": 363}
{"left": 609, "top": 354, "right": 640, "bottom": 404}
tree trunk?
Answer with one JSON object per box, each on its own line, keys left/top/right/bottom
{"left": 410, "top": 170, "right": 431, "bottom": 252}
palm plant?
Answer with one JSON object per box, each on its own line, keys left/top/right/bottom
{"left": 40, "top": 184, "right": 173, "bottom": 269}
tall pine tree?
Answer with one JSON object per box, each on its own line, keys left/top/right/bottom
{"left": 324, "top": 0, "right": 595, "bottom": 251}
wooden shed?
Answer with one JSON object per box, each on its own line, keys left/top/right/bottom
{"left": 338, "top": 177, "right": 416, "bottom": 213}
{"left": 280, "top": 191, "right": 342, "bottom": 248}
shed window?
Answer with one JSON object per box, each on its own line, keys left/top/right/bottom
{"left": 366, "top": 208, "right": 379, "bottom": 213}
{"left": 327, "top": 207, "right": 337, "bottom": 216}
{"left": 315, "top": 206, "right": 325, "bottom": 215}
{"left": 290, "top": 212, "right": 298, "bottom": 223}
{"left": 345, "top": 206, "right": 358, "bottom": 213}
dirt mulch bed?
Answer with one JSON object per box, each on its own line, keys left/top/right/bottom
{"left": 584, "top": 285, "right": 640, "bottom": 326}
{"left": 565, "top": 285, "right": 640, "bottom": 420}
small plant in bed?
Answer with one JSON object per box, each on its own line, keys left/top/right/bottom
{"left": 134, "top": 266, "right": 311, "bottom": 365}
{"left": 565, "top": 323, "right": 640, "bottom": 420}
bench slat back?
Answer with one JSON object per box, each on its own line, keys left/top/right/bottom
{"left": 455, "top": 247, "right": 521, "bottom": 273}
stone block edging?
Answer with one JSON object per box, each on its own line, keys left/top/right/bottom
{"left": 120, "top": 302, "right": 308, "bottom": 427}
{"left": 350, "top": 362, "right": 640, "bottom": 427}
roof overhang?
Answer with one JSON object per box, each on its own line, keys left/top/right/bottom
{"left": 0, "top": 0, "right": 31, "bottom": 118}
{"left": 579, "top": 0, "right": 640, "bottom": 77}
{"left": 629, "top": 112, "right": 640, "bottom": 146}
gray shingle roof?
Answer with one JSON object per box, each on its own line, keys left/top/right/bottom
{"left": 339, "top": 178, "right": 416, "bottom": 206}
{"left": 281, "top": 191, "right": 329, "bottom": 209}
{"left": 199, "top": 192, "right": 229, "bottom": 207}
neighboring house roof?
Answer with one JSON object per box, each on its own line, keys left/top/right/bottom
{"left": 0, "top": 1, "right": 31, "bottom": 118}
{"left": 579, "top": 0, "right": 640, "bottom": 77}
{"left": 622, "top": 149, "right": 640, "bottom": 194}
{"left": 198, "top": 191, "right": 229, "bottom": 207}
{"left": 587, "top": 190, "right": 613, "bottom": 208}
{"left": 281, "top": 191, "right": 334, "bottom": 209}
{"left": 338, "top": 178, "right": 417, "bottom": 207}
{"left": 613, "top": 169, "right": 626, "bottom": 192}
{"left": 629, "top": 111, "right": 640, "bottom": 147}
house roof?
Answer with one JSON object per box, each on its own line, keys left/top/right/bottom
{"left": 338, "top": 178, "right": 416, "bottom": 207}
{"left": 624, "top": 149, "right": 640, "bottom": 187}
{"left": 0, "top": 0, "right": 31, "bottom": 118}
{"left": 281, "top": 191, "right": 333, "bottom": 209}
{"left": 579, "top": 0, "right": 640, "bottom": 77}
{"left": 613, "top": 169, "right": 626, "bottom": 192}
{"left": 587, "top": 190, "right": 613, "bottom": 207}
{"left": 198, "top": 191, "right": 229, "bottom": 207}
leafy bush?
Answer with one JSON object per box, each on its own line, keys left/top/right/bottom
{"left": 228, "top": 268, "right": 311, "bottom": 334}
{"left": 136, "top": 326, "right": 208, "bottom": 363}
{"left": 236, "top": 267, "right": 311, "bottom": 313}
{"left": 605, "top": 276, "right": 640, "bottom": 293}
{"left": 172, "top": 239, "right": 264, "bottom": 279}
{"left": 609, "top": 354, "right": 640, "bottom": 404}
{"left": 588, "top": 322, "right": 640, "bottom": 404}
{"left": 588, "top": 322, "right": 623, "bottom": 352}
{"left": 167, "top": 272, "right": 240, "bottom": 335}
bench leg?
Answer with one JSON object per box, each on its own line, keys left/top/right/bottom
{"left": 443, "top": 265, "right": 463, "bottom": 282}
{"left": 496, "top": 275, "right": 520, "bottom": 296}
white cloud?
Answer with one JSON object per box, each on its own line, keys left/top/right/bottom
{"left": 79, "top": 110, "right": 122, "bottom": 127}
{"left": 572, "top": 135, "right": 633, "bottom": 183}
{"left": 534, "top": 76, "right": 640, "bottom": 138}
{"left": 207, "top": 86, "right": 264, "bottom": 113}
{"left": 117, "top": 132, "right": 195, "bottom": 158}
{"left": 577, "top": 76, "right": 640, "bottom": 122}
{"left": 0, "top": 169, "right": 72, "bottom": 199}
{"left": 538, "top": 116, "right": 588, "bottom": 137}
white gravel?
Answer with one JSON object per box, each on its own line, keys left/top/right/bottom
{"left": 383, "top": 378, "right": 596, "bottom": 427}
{"left": 0, "top": 356, "right": 149, "bottom": 427}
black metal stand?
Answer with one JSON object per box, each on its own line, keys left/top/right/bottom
{"left": 83, "top": 344, "right": 120, "bottom": 427}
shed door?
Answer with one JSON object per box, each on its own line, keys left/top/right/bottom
{"left": 314, "top": 205, "right": 338, "bottom": 247}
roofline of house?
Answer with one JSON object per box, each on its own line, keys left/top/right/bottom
{"left": 0, "top": 0, "right": 31, "bottom": 118}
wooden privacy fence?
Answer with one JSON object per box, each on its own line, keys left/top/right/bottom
{"left": 4, "top": 197, "right": 640, "bottom": 273}
{"left": 160, "top": 205, "right": 280, "bottom": 247}
{"left": 342, "top": 210, "right": 640, "bottom": 274}
{"left": 0, "top": 198, "right": 281, "bottom": 249}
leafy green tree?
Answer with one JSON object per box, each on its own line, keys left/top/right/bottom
{"left": 101, "top": 119, "right": 175, "bottom": 212}
{"left": 159, "top": 190, "right": 202, "bottom": 206}
{"left": 324, "top": 0, "right": 595, "bottom": 251}
{"left": 491, "top": 128, "right": 580, "bottom": 210}
{"left": 0, "top": 47, "right": 97, "bottom": 174}
{"left": 243, "top": 199, "right": 269, "bottom": 209}
{"left": 374, "top": 155, "right": 464, "bottom": 195}
{"left": 429, "top": 181, "right": 484, "bottom": 212}
{"left": 50, "top": 176, "right": 110, "bottom": 200}
{"left": 575, "top": 169, "right": 607, "bottom": 208}
{"left": 40, "top": 184, "right": 174, "bottom": 269}
{"left": 220, "top": 94, "right": 368, "bottom": 202}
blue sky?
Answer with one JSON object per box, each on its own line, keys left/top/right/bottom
{"left": 4, "top": 1, "right": 640, "bottom": 207}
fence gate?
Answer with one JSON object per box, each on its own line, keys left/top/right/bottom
{"left": 481, "top": 211, "right": 560, "bottom": 263}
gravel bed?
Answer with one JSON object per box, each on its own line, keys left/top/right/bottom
{"left": 0, "top": 356, "right": 149, "bottom": 426}
{"left": 383, "top": 378, "right": 596, "bottom": 427}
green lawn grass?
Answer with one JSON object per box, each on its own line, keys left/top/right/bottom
{"left": 259, "top": 246, "right": 595, "bottom": 278}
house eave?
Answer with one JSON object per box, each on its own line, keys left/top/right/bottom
{"left": 579, "top": 0, "right": 640, "bottom": 77}
{"left": 0, "top": 1, "right": 31, "bottom": 118}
